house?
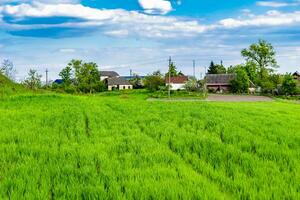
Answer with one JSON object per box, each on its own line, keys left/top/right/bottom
{"left": 205, "top": 74, "right": 236, "bottom": 92}
{"left": 293, "top": 71, "right": 300, "bottom": 86}
{"left": 165, "top": 76, "right": 189, "bottom": 90}
{"left": 106, "top": 77, "right": 133, "bottom": 91}
{"left": 100, "top": 71, "right": 120, "bottom": 81}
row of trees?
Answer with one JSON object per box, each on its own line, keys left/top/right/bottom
{"left": 207, "top": 40, "right": 299, "bottom": 95}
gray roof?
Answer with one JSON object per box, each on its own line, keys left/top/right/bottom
{"left": 107, "top": 77, "right": 132, "bottom": 86}
{"left": 100, "top": 71, "right": 119, "bottom": 77}
{"left": 206, "top": 74, "right": 236, "bottom": 85}
{"left": 293, "top": 71, "right": 300, "bottom": 76}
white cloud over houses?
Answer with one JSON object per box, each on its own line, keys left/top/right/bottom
{"left": 138, "top": 0, "right": 172, "bottom": 14}
{"left": 1, "top": 2, "right": 300, "bottom": 39}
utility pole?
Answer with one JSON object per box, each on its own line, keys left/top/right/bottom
{"left": 168, "top": 56, "right": 171, "bottom": 99}
{"left": 45, "top": 68, "right": 48, "bottom": 86}
{"left": 193, "top": 60, "right": 196, "bottom": 78}
{"left": 130, "top": 69, "right": 132, "bottom": 78}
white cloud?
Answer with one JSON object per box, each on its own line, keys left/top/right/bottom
{"left": 1, "top": 2, "right": 300, "bottom": 39}
{"left": 59, "top": 48, "right": 75, "bottom": 53}
{"left": 256, "top": 1, "right": 299, "bottom": 7}
{"left": 138, "top": 0, "right": 172, "bottom": 14}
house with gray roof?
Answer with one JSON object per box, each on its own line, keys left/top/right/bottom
{"left": 100, "top": 71, "right": 120, "bottom": 81}
{"left": 105, "top": 77, "right": 133, "bottom": 91}
{"left": 205, "top": 74, "right": 236, "bottom": 92}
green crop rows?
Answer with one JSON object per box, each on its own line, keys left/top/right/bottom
{"left": 0, "top": 93, "right": 299, "bottom": 199}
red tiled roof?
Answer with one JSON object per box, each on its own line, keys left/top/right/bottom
{"left": 165, "top": 76, "right": 188, "bottom": 84}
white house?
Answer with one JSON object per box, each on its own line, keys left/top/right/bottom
{"left": 165, "top": 76, "right": 189, "bottom": 90}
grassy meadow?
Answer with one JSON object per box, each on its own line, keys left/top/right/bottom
{"left": 0, "top": 90, "right": 299, "bottom": 199}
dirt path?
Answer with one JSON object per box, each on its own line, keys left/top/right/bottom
{"left": 207, "top": 94, "right": 273, "bottom": 102}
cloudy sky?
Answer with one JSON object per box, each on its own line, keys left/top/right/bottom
{"left": 0, "top": 0, "right": 299, "bottom": 81}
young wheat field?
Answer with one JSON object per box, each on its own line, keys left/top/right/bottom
{"left": 0, "top": 92, "right": 299, "bottom": 199}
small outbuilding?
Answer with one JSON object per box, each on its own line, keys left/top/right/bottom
{"left": 206, "top": 74, "right": 236, "bottom": 92}
{"left": 107, "top": 77, "right": 133, "bottom": 91}
{"left": 165, "top": 76, "right": 189, "bottom": 90}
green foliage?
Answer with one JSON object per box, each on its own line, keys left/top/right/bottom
{"left": 184, "top": 77, "right": 201, "bottom": 92}
{"left": 67, "top": 60, "right": 103, "bottom": 93}
{"left": 59, "top": 66, "right": 73, "bottom": 87}
{"left": 207, "top": 61, "right": 226, "bottom": 74}
{"left": 230, "top": 67, "right": 250, "bottom": 93}
{"left": 22, "top": 69, "right": 42, "bottom": 90}
{"left": 144, "top": 71, "right": 165, "bottom": 92}
{"left": 282, "top": 73, "right": 298, "bottom": 95}
{"left": 0, "top": 93, "right": 299, "bottom": 199}
{"left": 166, "top": 62, "right": 178, "bottom": 77}
{"left": 241, "top": 40, "right": 278, "bottom": 80}
{"left": 130, "top": 74, "right": 143, "bottom": 89}
{"left": 0, "top": 73, "right": 27, "bottom": 98}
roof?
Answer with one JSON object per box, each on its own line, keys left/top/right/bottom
{"left": 165, "top": 76, "right": 188, "bottom": 84}
{"left": 54, "top": 79, "right": 63, "bottom": 84}
{"left": 107, "top": 77, "right": 132, "bottom": 86}
{"left": 100, "top": 71, "right": 119, "bottom": 77}
{"left": 293, "top": 71, "right": 300, "bottom": 76}
{"left": 206, "top": 74, "right": 236, "bottom": 85}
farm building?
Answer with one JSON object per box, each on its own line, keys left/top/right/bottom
{"left": 206, "top": 74, "right": 236, "bottom": 92}
{"left": 165, "top": 76, "right": 189, "bottom": 90}
{"left": 293, "top": 71, "right": 300, "bottom": 85}
{"left": 106, "top": 77, "right": 133, "bottom": 91}
{"left": 100, "top": 71, "right": 120, "bottom": 81}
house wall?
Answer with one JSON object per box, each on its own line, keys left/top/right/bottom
{"left": 207, "top": 85, "right": 231, "bottom": 92}
{"left": 166, "top": 83, "right": 185, "bottom": 90}
{"left": 108, "top": 85, "right": 133, "bottom": 91}
{"left": 119, "top": 85, "right": 133, "bottom": 90}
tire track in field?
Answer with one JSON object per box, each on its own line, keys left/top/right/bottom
{"left": 100, "top": 101, "right": 232, "bottom": 199}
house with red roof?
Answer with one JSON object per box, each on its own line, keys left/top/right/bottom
{"left": 165, "top": 76, "right": 189, "bottom": 90}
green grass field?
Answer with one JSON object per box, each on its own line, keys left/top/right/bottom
{"left": 0, "top": 90, "right": 299, "bottom": 199}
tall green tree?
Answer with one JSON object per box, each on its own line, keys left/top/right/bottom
{"left": 241, "top": 40, "right": 278, "bottom": 80}
{"left": 282, "top": 73, "right": 298, "bottom": 95}
{"left": 207, "top": 61, "right": 226, "bottom": 74}
{"left": 230, "top": 67, "right": 250, "bottom": 93}
{"left": 23, "top": 69, "right": 42, "bottom": 90}
{"left": 67, "top": 60, "right": 102, "bottom": 93}
{"left": 59, "top": 66, "right": 73, "bottom": 87}
{"left": 144, "top": 71, "right": 165, "bottom": 92}
{"left": 166, "top": 62, "right": 179, "bottom": 77}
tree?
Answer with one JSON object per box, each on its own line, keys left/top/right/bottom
{"left": 130, "top": 74, "right": 143, "bottom": 89}
{"left": 207, "top": 61, "right": 226, "bottom": 74}
{"left": 59, "top": 66, "right": 73, "bottom": 87}
{"left": 230, "top": 67, "right": 250, "bottom": 93}
{"left": 241, "top": 40, "right": 278, "bottom": 80}
{"left": 67, "top": 60, "right": 102, "bottom": 93}
{"left": 144, "top": 71, "right": 165, "bottom": 92}
{"left": 1, "top": 59, "right": 16, "bottom": 80}
{"left": 184, "top": 77, "right": 199, "bottom": 92}
{"left": 282, "top": 73, "right": 298, "bottom": 95}
{"left": 166, "top": 62, "right": 179, "bottom": 77}
{"left": 23, "top": 69, "right": 42, "bottom": 90}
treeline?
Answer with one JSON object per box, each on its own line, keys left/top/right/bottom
{"left": 206, "top": 40, "right": 299, "bottom": 95}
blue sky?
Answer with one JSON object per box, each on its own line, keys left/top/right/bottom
{"left": 0, "top": 0, "right": 299, "bottom": 81}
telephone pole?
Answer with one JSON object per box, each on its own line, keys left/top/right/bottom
{"left": 168, "top": 56, "right": 171, "bottom": 99}
{"left": 45, "top": 68, "right": 48, "bottom": 86}
{"left": 193, "top": 60, "right": 196, "bottom": 78}
{"left": 130, "top": 69, "right": 132, "bottom": 78}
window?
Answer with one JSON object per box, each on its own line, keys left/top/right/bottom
{"left": 123, "top": 86, "right": 126, "bottom": 89}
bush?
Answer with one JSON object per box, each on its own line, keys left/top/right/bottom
{"left": 282, "top": 73, "right": 298, "bottom": 95}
